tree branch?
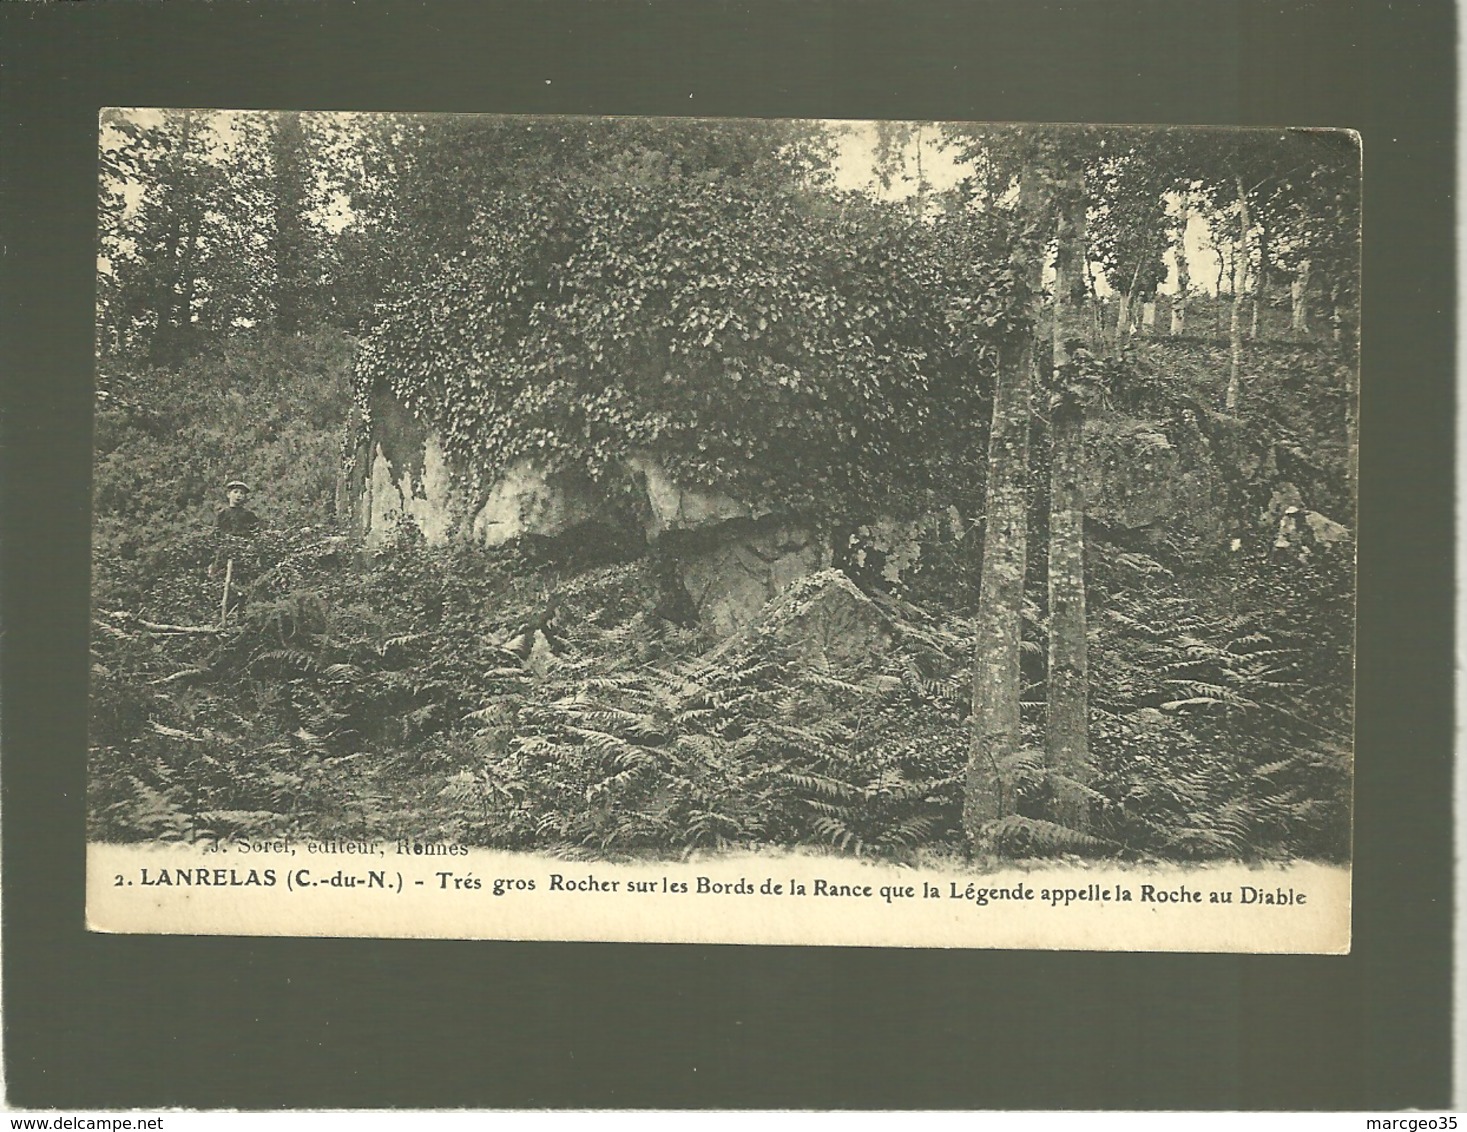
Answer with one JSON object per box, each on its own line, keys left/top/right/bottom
{"left": 96, "top": 610, "right": 221, "bottom": 635}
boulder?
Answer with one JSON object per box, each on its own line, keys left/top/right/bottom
{"left": 355, "top": 395, "right": 829, "bottom": 634}
{"left": 357, "top": 388, "right": 610, "bottom": 550}
{"left": 1304, "top": 511, "right": 1351, "bottom": 546}
{"left": 751, "top": 569, "right": 895, "bottom": 668}
{"left": 1265, "top": 481, "right": 1307, "bottom": 525}
{"left": 1265, "top": 480, "right": 1351, "bottom": 561}
{"left": 679, "top": 522, "right": 824, "bottom": 637}
{"left": 1084, "top": 417, "right": 1181, "bottom": 530}
{"left": 357, "top": 388, "right": 464, "bottom": 548}
{"left": 364, "top": 430, "right": 458, "bottom": 548}
{"left": 363, "top": 438, "right": 606, "bottom": 551}
{"left": 1273, "top": 505, "right": 1351, "bottom": 561}
{"left": 625, "top": 454, "right": 825, "bottom": 633}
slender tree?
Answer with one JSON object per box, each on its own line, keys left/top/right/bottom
{"left": 961, "top": 157, "right": 1051, "bottom": 845}
{"left": 144, "top": 111, "right": 208, "bottom": 363}
{"left": 1225, "top": 172, "right": 1251, "bottom": 409}
{"left": 98, "top": 109, "right": 285, "bottom": 362}
{"left": 1169, "top": 189, "right": 1192, "bottom": 335}
{"left": 1089, "top": 142, "right": 1170, "bottom": 347}
{"left": 1045, "top": 162, "right": 1094, "bottom": 832}
{"left": 1290, "top": 258, "right": 1312, "bottom": 336}
{"left": 270, "top": 111, "right": 314, "bottom": 335}
{"left": 1250, "top": 219, "right": 1270, "bottom": 339}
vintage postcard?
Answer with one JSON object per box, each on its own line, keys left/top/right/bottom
{"left": 87, "top": 114, "right": 1357, "bottom": 951}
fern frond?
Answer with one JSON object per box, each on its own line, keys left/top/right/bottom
{"left": 981, "top": 815, "right": 1110, "bottom": 856}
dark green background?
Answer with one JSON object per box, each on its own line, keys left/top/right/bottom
{"left": 1, "top": 0, "right": 1453, "bottom": 1110}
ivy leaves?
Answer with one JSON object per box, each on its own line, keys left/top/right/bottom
{"left": 357, "top": 171, "right": 1017, "bottom": 519}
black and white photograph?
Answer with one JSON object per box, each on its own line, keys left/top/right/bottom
{"left": 86, "top": 113, "right": 1359, "bottom": 950}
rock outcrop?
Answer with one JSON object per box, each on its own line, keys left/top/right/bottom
{"left": 1082, "top": 411, "right": 1244, "bottom": 557}
{"left": 468, "top": 460, "right": 602, "bottom": 547}
{"left": 1084, "top": 417, "right": 1182, "bottom": 530}
{"left": 355, "top": 388, "right": 609, "bottom": 551}
{"left": 357, "top": 392, "right": 458, "bottom": 546}
{"left": 354, "top": 389, "right": 1304, "bottom": 640}
{"left": 627, "top": 454, "right": 770, "bottom": 539}
{"left": 352, "top": 392, "right": 828, "bottom": 634}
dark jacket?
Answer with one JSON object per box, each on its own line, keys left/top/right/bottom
{"left": 214, "top": 505, "right": 262, "bottom": 579}
{"left": 216, "top": 505, "right": 261, "bottom": 539}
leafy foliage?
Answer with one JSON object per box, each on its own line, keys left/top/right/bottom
{"left": 1083, "top": 539, "right": 1352, "bottom": 861}
{"left": 354, "top": 174, "right": 1015, "bottom": 522}
{"left": 428, "top": 579, "right": 973, "bottom": 857}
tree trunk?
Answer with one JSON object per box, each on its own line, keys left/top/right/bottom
{"left": 1291, "top": 258, "right": 1311, "bottom": 336}
{"left": 1140, "top": 292, "right": 1157, "bottom": 336}
{"left": 1251, "top": 223, "right": 1269, "bottom": 340}
{"left": 1046, "top": 175, "right": 1090, "bottom": 833}
{"left": 147, "top": 112, "right": 203, "bottom": 364}
{"left": 963, "top": 169, "right": 1047, "bottom": 848}
{"left": 174, "top": 207, "right": 202, "bottom": 351}
{"left": 912, "top": 123, "right": 927, "bottom": 218}
{"left": 1213, "top": 247, "right": 1227, "bottom": 335}
{"left": 1114, "top": 290, "right": 1132, "bottom": 343}
{"left": 272, "top": 111, "right": 310, "bottom": 334}
{"left": 1170, "top": 196, "right": 1190, "bottom": 335}
{"left": 1226, "top": 173, "right": 1249, "bottom": 411}
{"left": 1046, "top": 401, "right": 1088, "bottom": 831}
{"left": 1083, "top": 251, "right": 1105, "bottom": 346}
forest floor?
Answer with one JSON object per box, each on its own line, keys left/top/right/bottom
{"left": 89, "top": 325, "right": 1356, "bottom": 866}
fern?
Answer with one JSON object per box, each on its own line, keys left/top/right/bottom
{"left": 980, "top": 815, "right": 1112, "bottom": 857}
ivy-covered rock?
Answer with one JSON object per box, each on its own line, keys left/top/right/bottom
{"left": 352, "top": 172, "right": 1011, "bottom": 526}
{"left": 627, "top": 453, "right": 771, "bottom": 539}
{"left": 468, "top": 459, "right": 604, "bottom": 547}
{"left": 363, "top": 429, "right": 459, "bottom": 547}
{"left": 352, "top": 388, "right": 826, "bottom": 631}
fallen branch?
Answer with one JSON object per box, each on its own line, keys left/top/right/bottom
{"left": 96, "top": 610, "right": 221, "bottom": 635}
{"left": 148, "top": 720, "right": 207, "bottom": 742}
{"left": 150, "top": 668, "right": 212, "bottom": 686}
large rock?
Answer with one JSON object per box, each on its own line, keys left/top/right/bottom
{"left": 627, "top": 454, "right": 770, "bottom": 538}
{"left": 679, "top": 522, "right": 825, "bottom": 637}
{"left": 751, "top": 569, "right": 895, "bottom": 667}
{"left": 1084, "top": 417, "right": 1181, "bottom": 530}
{"left": 357, "top": 390, "right": 454, "bottom": 545}
{"left": 363, "top": 439, "right": 603, "bottom": 551}
{"left": 354, "top": 394, "right": 827, "bottom": 633}
{"left": 1080, "top": 412, "right": 1247, "bottom": 557}
{"left": 356, "top": 388, "right": 607, "bottom": 550}
{"left": 1272, "top": 503, "right": 1351, "bottom": 562}
{"left": 1265, "top": 481, "right": 1307, "bottom": 525}
{"left": 626, "top": 455, "right": 824, "bottom": 633}
{"left": 469, "top": 459, "right": 602, "bottom": 547}
{"left": 1304, "top": 511, "right": 1351, "bottom": 545}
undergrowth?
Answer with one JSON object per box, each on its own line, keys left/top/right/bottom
{"left": 89, "top": 330, "right": 1354, "bottom": 864}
